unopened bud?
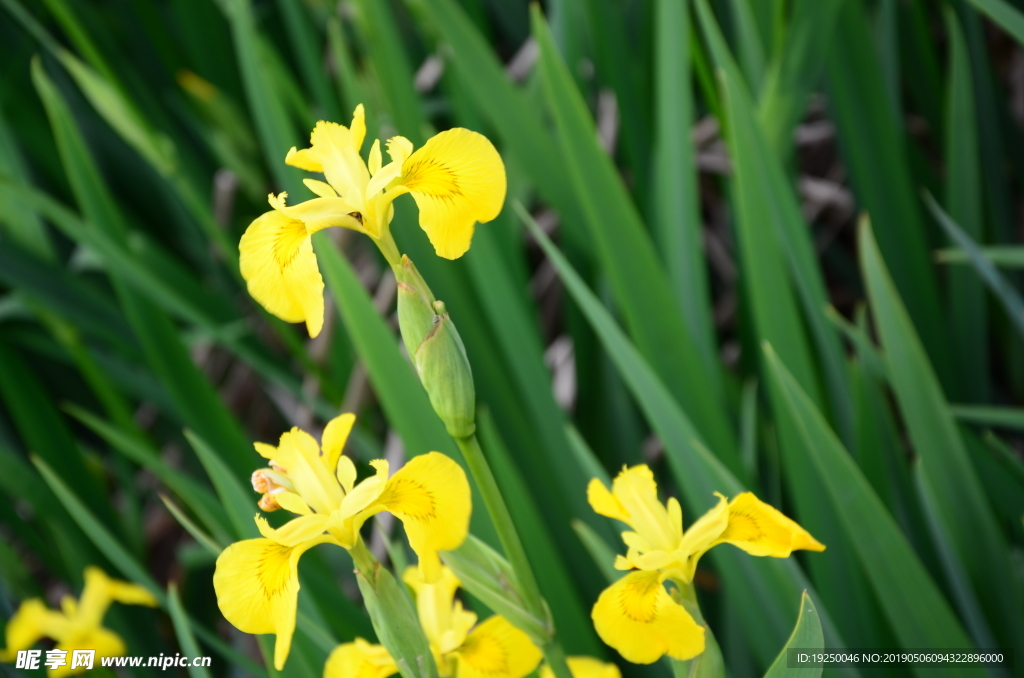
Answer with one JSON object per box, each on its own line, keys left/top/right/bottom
{"left": 258, "top": 494, "right": 281, "bottom": 512}
{"left": 414, "top": 301, "right": 476, "bottom": 439}
{"left": 397, "top": 281, "right": 435, "bottom": 359}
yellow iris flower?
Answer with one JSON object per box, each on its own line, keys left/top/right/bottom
{"left": 588, "top": 465, "right": 824, "bottom": 664}
{"left": 239, "top": 104, "right": 506, "bottom": 337}
{"left": 213, "top": 413, "right": 471, "bottom": 670}
{"left": 323, "top": 565, "right": 542, "bottom": 678}
{"left": 0, "top": 567, "right": 157, "bottom": 677}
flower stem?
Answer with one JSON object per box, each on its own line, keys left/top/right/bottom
{"left": 377, "top": 229, "right": 402, "bottom": 268}
{"left": 455, "top": 434, "right": 574, "bottom": 678}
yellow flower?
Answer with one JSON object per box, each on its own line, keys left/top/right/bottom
{"left": 0, "top": 567, "right": 157, "bottom": 676}
{"left": 239, "top": 104, "right": 506, "bottom": 337}
{"left": 214, "top": 414, "right": 472, "bottom": 670}
{"left": 587, "top": 465, "right": 824, "bottom": 664}
{"left": 324, "top": 565, "right": 542, "bottom": 678}
{"left": 588, "top": 465, "right": 824, "bottom": 583}
{"left": 539, "top": 657, "right": 622, "bottom": 678}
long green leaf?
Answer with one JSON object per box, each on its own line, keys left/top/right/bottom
{"left": 859, "top": 218, "right": 1023, "bottom": 653}
{"left": 762, "top": 344, "right": 981, "bottom": 669}
{"left": 167, "top": 583, "right": 214, "bottom": 678}
{"left": 185, "top": 430, "right": 258, "bottom": 541}
{"left": 967, "top": 0, "right": 1024, "bottom": 46}
{"left": 531, "top": 6, "right": 738, "bottom": 471}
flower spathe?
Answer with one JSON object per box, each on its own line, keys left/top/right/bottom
{"left": 0, "top": 567, "right": 157, "bottom": 677}
{"left": 214, "top": 414, "right": 471, "bottom": 670}
{"left": 588, "top": 465, "right": 825, "bottom": 664}
{"left": 323, "top": 565, "right": 542, "bottom": 678}
{"left": 239, "top": 104, "right": 507, "bottom": 337}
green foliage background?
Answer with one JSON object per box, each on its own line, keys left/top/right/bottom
{"left": 0, "top": 0, "right": 1023, "bottom": 676}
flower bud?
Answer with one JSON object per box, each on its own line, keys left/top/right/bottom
{"left": 414, "top": 301, "right": 476, "bottom": 439}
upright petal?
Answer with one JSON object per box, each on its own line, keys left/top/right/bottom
{"left": 591, "top": 571, "right": 704, "bottom": 664}
{"left": 453, "top": 616, "right": 542, "bottom": 678}
{"left": 309, "top": 120, "right": 370, "bottom": 201}
{"left": 540, "top": 657, "right": 622, "bottom": 678}
{"left": 323, "top": 639, "right": 398, "bottom": 678}
{"left": 716, "top": 493, "right": 825, "bottom": 557}
{"left": 587, "top": 479, "right": 630, "bottom": 524}
{"left": 321, "top": 413, "right": 356, "bottom": 476}
{"left": 239, "top": 209, "right": 324, "bottom": 337}
{"left": 0, "top": 599, "right": 68, "bottom": 660}
{"left": 376, "top": 453, "right": 471, "bottom": 583}
{"left": 273, "top": 428, "right": 344, "bottom": 515}
{"left": 397, "top": 128, "right": 506, "bottom": 259}
{"left": 214, "top": 536, "right": 329, "bottom": 670}
{"left": 402, "top": 565, "right": 465, "bottom": 649}
{"left": 676, "top": 493, "right": 730, "bottom": 581}
{"left": 610, "top": 466, "right": 680, "bottom": 553}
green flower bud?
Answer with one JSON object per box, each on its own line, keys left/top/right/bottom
{"left": 414, "top": 301, "right": 476, "bottom": 439}
{"left": 397, "top": 280, "right": 435, "bottom": 359}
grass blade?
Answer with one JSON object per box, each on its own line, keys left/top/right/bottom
{"left": 167, "top": 583, "right": 215, "bottom": 678}
{"left": 763, "top": 592, "right": 823, "bottom": 678}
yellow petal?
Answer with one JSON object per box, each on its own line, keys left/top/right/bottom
{"left": 609, "top": 466, "right": 680, "bottom": 553}
{"left": 340, "top": 459, "right": 390, "bottom": 520}
{"left": 387, "top": 136, "right": 414, "bottom": 164}
{"left": 398, "top": 128, "right": 506, "bottom": 259}
{"left": 337, "top": 455, "right": 357, "bottom": 494}
{"left": 323, "top": 638, "right": 397, "bottom": 678}
{"left": 276, "top": 491, "right": 313, "bottom": 515}
{"left": 677, "top": 493, "right": 729, "bottom": 580}
{"left": 322, "top": 413, "right": 356, "bottom": 476}
{"left": 454, "top": 615, "right": 542, "bottom": 678}
{"left": 368, "top": 139, "right": 383, "bottom": 176}
{"left": 272, "top": 428, "right": 345, "bottom": 515}
{"left": 587, "top": 478, "right": 630, "bottom": 524}
{"left": 540, "top": 657, "right": 622, "bottom": 678}
{"left": 591, "top": 571, "right": 704, "bottom": 664}
{"left": 53, "top": 627, "right": 125, "bottom": 677}
{"left": 309, "top": 120, "right": 370, "bottom": 200}
{"left": 304, "top": 178, "right": 338, "bottom": 198}
{"left": 402, "top": 565, "right": 465, "bottom": 649}
{"left": 76, "top": 567, "right": 156, "bottom": 628}
{"left": 214, "top": 537, "right": 329, "bottom": 670}
{"left": 239, "top": 208, "right": 324, "bottom": 338}
{"left": 377, "top": 453, "right": 471, "bottom": 583}
{"left": 350, "top": 104, "right": 366, "bottom": 152}
{"left": 717, "top": 493, "right": 825, "bottom": 556}
{"left": 0, "top": 599, "right": 68, "bottom": 660}
{"left": 286, "top": 146, "right": 323, "bottom": 172}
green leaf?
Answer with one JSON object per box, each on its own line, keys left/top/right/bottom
{"left": 966, "top": 0, "right": 1024, "bottom": 47}
{"left": 531, "top": 7, "right": 739, "bottom": 472}
{"left": 924, "top": 192, "right": 1024, "bottom": 344}
{"left": 651, "top": 0, "right": 718, "bottom": 385}
{"left": 167, "top": 583, "right": 214, "bottom": 678}
{"left": 185, "top": 429, "right": 258, "bottom": 540}
{"left": 763, "top": 592, "right": 823, "bottom": 678}
{"left": 944, "top": 8, "right": 988, "bottom": 401}
{"left": 160, "top": 494, "right": 224, "bottom": 557}
{"left": 825, "top": 1, "right": 950, "bottom": 386}
{"left": 859, "top": 218, "right": 1024, "bottom": 652}
{"left": 935, "top": 246, "right": 1024, "bottom": 267}
{"left": 950, "top": 405, "right": 1024, "bottom": 430}
{"left": 762, "top": 344, "right": 981, "bottom": 661}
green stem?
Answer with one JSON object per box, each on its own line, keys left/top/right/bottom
{"left": 455, "top": 435, "right": 574, "bottom": 678}
{"left": 377, "top": 229, "right": 402, "bottom": 268}
{"left": 349, "top": 537, "right": 379, "bottom": 583}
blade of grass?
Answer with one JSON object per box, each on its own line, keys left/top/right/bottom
{"left": 763, "top": 592, "right": 823, "bottom": 678}
{"left": 651, "top": 0, "right": 719, "bottom": 386}
{"left": 936, "top": 246, "right": 1024, "bottom": 267}
{"left": 532, "top": 7, "right": 739, "bottom": 471}
{"left": 184, "top": 429, "right": 258, "bottom": 541}
{"left": 762, "top": 344, "right": 980, "bottom": 672}
{"left": 167, "top": 583, "right": 215, "bottom": 678}
{"left": 859, "top": 217, "right": 1024, "bottom": 653}
{"left": 966, "top": 0, "right": 1024, "bottom": 46}
{"left": 944, "top": 9, "right": 988, "bottom": 401}
{"left": 160, "top": 495, "right": 223, "bottom": 557}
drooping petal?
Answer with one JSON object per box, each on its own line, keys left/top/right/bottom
{"left": 323, "top": 639, "right": 398, "bottom": 678}
{"left": 239, "top": 208, "right": 324, "bottom": 338}
{"left": 214, "top": 536, "right": 329, "bottom": 670}
{"left": 397, "top": 128, "right": 506, "bottom": 259}
{"left": 0, "top": 599, "right": 68, "bottom": 660}
{"left": 453, "top": 615, "right": 542, "bottom": 678}
{"left": 539, "top": 657, "right": 622, "bottom": 678}
{"left": 610, "top": 466, "right": 680, "bottom": 553}
{"left": 286, "top": 146, "right": 322, "bottom": 172}
{"left": 716, "top": 493, "right": 825, "bottom": 557}
{"left": 376, "top": 453, "right": 471, "bottom": 583}
{"left": 75, "top": 567, "right": 157, "bottom": 630}
{"left": 591, "top": 571, "right": 704, "bottom": 664}
{"left": 54, "top": 627, "right": 126, "bottom": 677}
{"left": 587, "top": 479, "right": 630, "bottom": 524}
{"left": 322, "top": 413, "right": 356, "bottom": 476}
{"left": 402, "top": 565, "right": 466, "bottom": 649}
{"left": 277, "top": 196, "right": 365, "bottom": 234}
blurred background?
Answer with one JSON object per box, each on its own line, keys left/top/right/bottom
{"left": 0, "top": 0, "right": 1023, "bottom": 676}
